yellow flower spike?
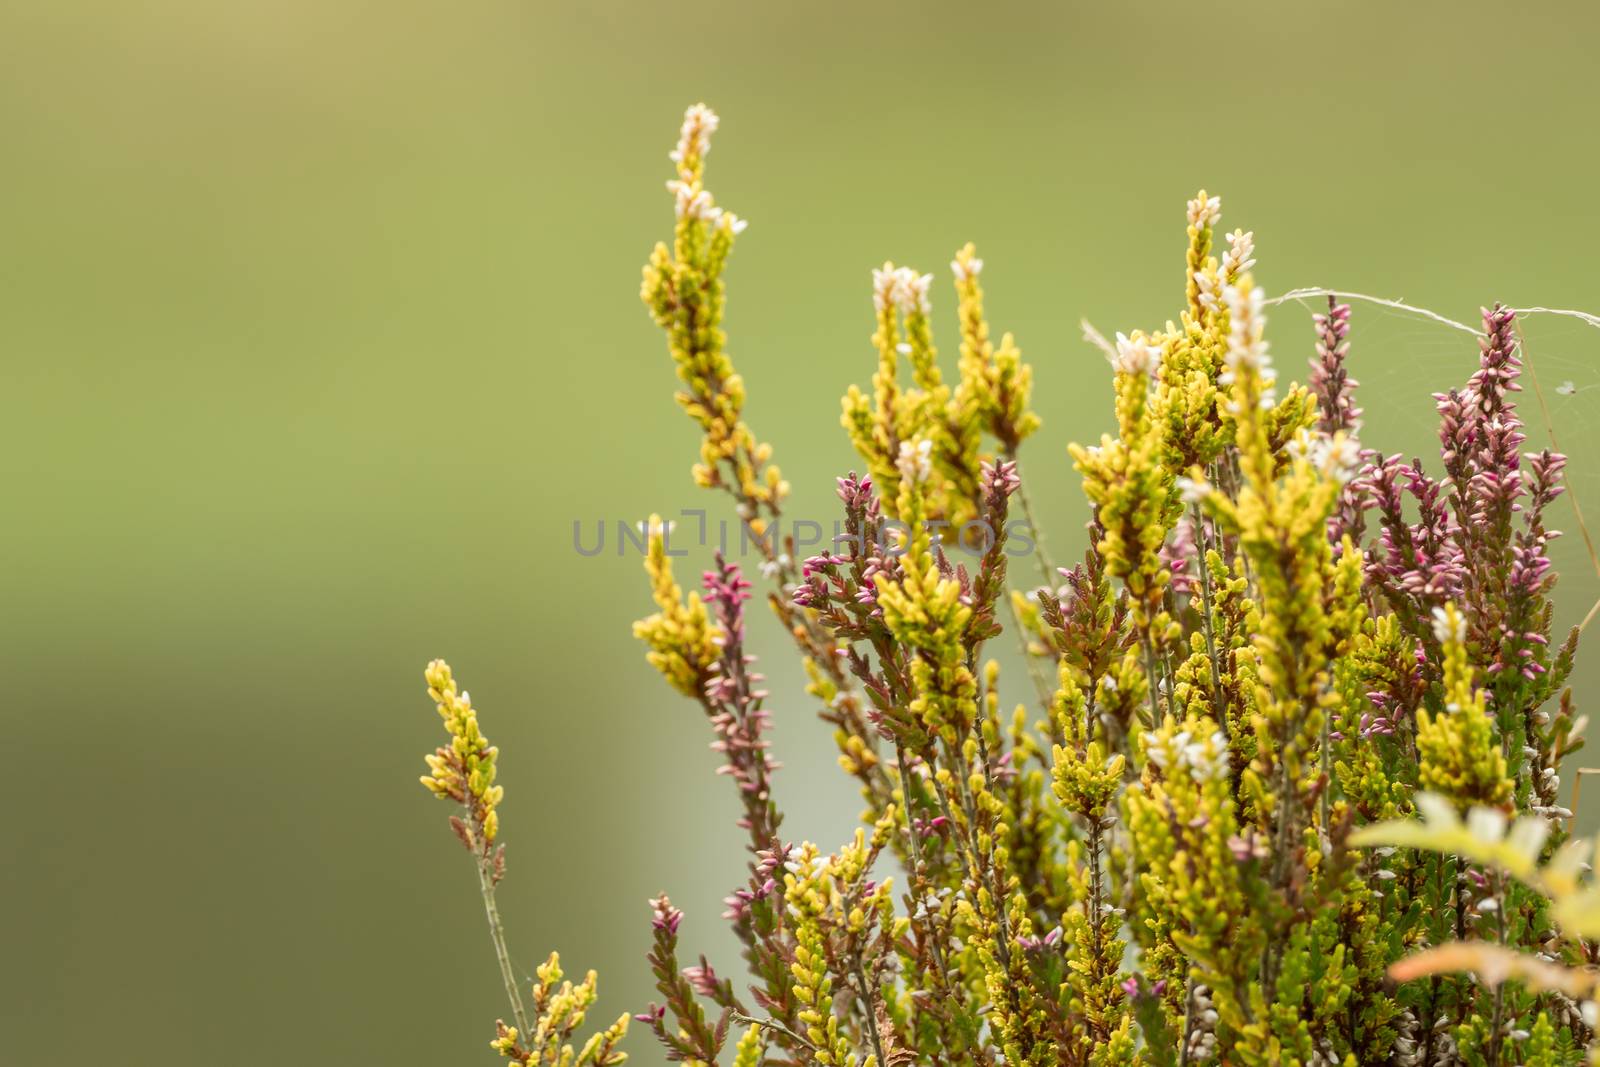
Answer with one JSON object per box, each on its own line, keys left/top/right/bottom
{"left": 641, "top": 105, "right": 785, "bottom": 523}
{"left": 420, "top": 658, "right": 504, "bottom": 849}
{"left": 631, "top": 515, "right": 722, "bottom": 699}
{"left": 1416, "top": 603, "right": 1514, "bottom": 811}
{"left": 1069, "top": 331, "right": 1173, "bottom": 638}
{"left": 731, "top": 1025, "right": 763, "bottom": 1067}
{"left": 876, "top": 437, "right": 978, "bottom": 742}
{"left": 1184, "top": 189, "right": 1221, "bottom": 325}
{"left": 952, "top": 245, "right": 1040, "bottom": 457}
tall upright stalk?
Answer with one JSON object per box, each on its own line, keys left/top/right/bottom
{"left": 475, "top": 847, "right": 531, "bottom": 1036}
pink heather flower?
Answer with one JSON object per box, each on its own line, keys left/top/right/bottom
{"left": 1309, "top": 299, "right": 1361, "bottom": 435}
{"left": 1161, "top": 514, "right": 1198, "bottom": 598}
{"left": 681, "top": 959, "right": 725, "bottom": 999}
{"left": 981, "top": 458, "right": 1022, "bottom": 500}
{"left": 1362, "top": 454, "right": 1466, "bottom": 605}
{"left": 650, "top": 895, "right": 684, "bottom": 935}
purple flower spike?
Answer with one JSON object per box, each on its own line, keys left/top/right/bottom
{"left": 1310, "top": 298, "right": 1361, "bottom": 435}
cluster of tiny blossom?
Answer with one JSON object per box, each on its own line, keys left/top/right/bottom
{"left": 1220, "top": 228, "right": 1255, "bottom": 280}
{"left": 1219, "top": 281, "right": 1277, "bottom": 406}
{"left": 1186, "top": 191, "right": 1221, "bottom": 228}
{"left": 1111, "top": 331, "right": 1163, "bottom": 377}
{"left": 871, "top": 263, "right": 933, "bottom": 315}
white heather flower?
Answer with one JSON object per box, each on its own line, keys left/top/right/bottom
{"left": 1286, "top": 429, "right": 1360, "bottom": 483}
{"left": 1221, "top": 282, "right": 1276, "bottom": 407}
{"left": 897, "top": 437, "right": 934, "bottom": 485}
{"left": 951, "top": 254, "right": 983, "bottom": 284}
{"left": 898, "top": 270, "right": 933, "bottom": 315}
{"left": 1286, "top": 428, "right": 1322, "bottom": 464}
{"left": 1112, "top": 332, "right": 1163, "bottom": 377}
{"left": 872, "top": 265, "right": 932, "bottom": 316}
{"left": 872, "top": 264, "right": 899, "bottom": 314}
{"left": 1144, "top": 729, "right": 1193, "bottom": 772}
{"left": 1175, "top": 475, "right": 1212, "bottom": 505}
{"left": 666, "top": 179, "right": 714, "bottom": 221}
{"left": 1323, "top": 434, "right": 1363, "bottom": 483}
{"left": 1184, "top": 730, "right": 1229, "bottom": 783}
{"left": 669, "top": 103, "right": 719, "bottom": 168}
{"left": 1194, "top": 268, "right": 1221, "bottom": 312}
{"left": 1187, "top": 192, "right": 1221, "bottom": 229}
{"left": 1430, "top": 605, "right": 1467, "bottom": 645}
{"left": 1221, "top": 229, "right": 1256, "bottom": 279}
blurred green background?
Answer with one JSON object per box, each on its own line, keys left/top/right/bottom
{"left": 6, "top": 1, "right": 1600, "bottom": 1062}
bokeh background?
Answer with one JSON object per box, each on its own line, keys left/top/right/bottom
{"left": 6, "top": 1, "right": 1600, "bottom": 1063}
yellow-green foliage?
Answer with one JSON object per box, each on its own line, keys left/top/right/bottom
{"left": 630, "top": 514, "right": 721, "bottom": 698}
{"left": 841, "top": 247, "right": 1038, "bottom": 529}
{"left": 410, "top": 106, "right": 1596, "bottom": 1067}
{"left": 1417, "top": 603, "right": 1514, "bottom": 810}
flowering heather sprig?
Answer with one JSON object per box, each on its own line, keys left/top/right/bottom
{"left": 1309, "top": 298, "right": 1361, "bottom": 435}
{"left": 951, "top": 243, "right": 1040, "bottom": 455}
{"left": 420, "top": 658, "right": 505, "bottom": 855}
{"left": 702, "top": 552, "right": 782, "bottom": 851}
{"left": 1516, "top": 449, "right": 1566, "bottom": 601}
{"left": 1361, "top": 454, "right": 1467, "bottom": 609}
{"left": 632, "top": 515, "right": 722, "bottom": 699}
{"left": 1302, "top": 299, "right": 1370, "bottom": 549}
{"left": 417, "top": 663, "right": 630, "bottom": 1059}
{"left": 639, "top": 895, "right": 730, "bottom": 1064}
{"left": 1070, "top": 328, "right": 1174, "bottom": 637}
{"left": 876, "top": 444, "right": 979, "bottom": 745}
{"left": 1416, "top": 603, "right": 1514, "bottom": 811}
{"left": 1220, "top": 276, "right": 1278, "bottom": 414}
{"left": 1184, "top": 189, "right": 1221, "bottom": 324}
{"left": 641, "top": 104, "right": 787, "bottom": 528}
{"left": 490, "top": 953, "right": 630, "bottom": 1067}
{"left": 1220, "top": 228, "right": 1255, "bottom": 283}
{"left": 963, "top": 458, "right": 1022, "bottom": 645}
{"left": 844, "top": 247, "right": 1039, "bottom": 532}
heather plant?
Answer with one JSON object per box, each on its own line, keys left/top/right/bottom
{"left": 410, "top": 105, "right": 1600, "bottom": 1066}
